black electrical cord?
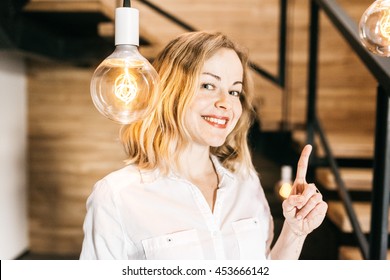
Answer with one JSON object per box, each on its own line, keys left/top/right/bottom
{"left": 123, "top": 0, "right": 131, "bottom": 7}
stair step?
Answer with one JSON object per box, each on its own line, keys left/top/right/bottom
{"left": 316, "top": 168, "right": 372, "bottom": 192}
{"left": 339, "top": 246, "right": 390, "bottom": 260}
{"left": 293, "top": 131, "right": 374, "bottom": 159}
{"left": 327, "top": 201, "right": 390, "bottom": 233}
{"left": 23, "top": 0, "right": 115, "bottom": 19}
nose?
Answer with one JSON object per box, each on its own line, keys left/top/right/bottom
{"left": 215, "top": 91, "right": 231, "bottom": 110}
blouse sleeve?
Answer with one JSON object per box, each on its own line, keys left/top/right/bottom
{"left": 79, "top": 179, "right": 134, "bottom": 259}
{"left": 265, "top": 213, "right": 274, "bottom": 259}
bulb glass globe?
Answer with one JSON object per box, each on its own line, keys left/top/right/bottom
{"left": 359, "top": 0, "right": 390, "bottom": 57}
{"left": 274, "top": 165, "right": 293, "bottom": 201}
{"left": 90, "top": 45, "right": 159, "bottom": 124}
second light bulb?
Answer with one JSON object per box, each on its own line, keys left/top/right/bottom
{"left": 359, "top": 0, "right": 390, "bottom": 57}
{"left": 91, "top": 45, "right": 159, "bottom": 124}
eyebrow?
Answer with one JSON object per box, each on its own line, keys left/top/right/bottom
{"left": 201, "top": 72, "right": 243, "bottom": 85}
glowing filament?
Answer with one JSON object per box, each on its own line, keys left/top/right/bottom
{"left": 380, "top": 10, "right": 390, "bottom": 40}
{"left": 114, "top": 68, "right": 138, "bottom": 104}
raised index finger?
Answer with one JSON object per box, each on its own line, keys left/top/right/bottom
{"left": 295, "top": 144, "right": 312, "bottom": 185}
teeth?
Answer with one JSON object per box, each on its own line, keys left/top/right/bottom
{"left": 202, "top": 116, "right": 227, "bottom": 125}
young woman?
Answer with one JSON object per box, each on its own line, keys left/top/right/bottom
{"left": 80, "top": 31, "right": 327, "bottom": 260}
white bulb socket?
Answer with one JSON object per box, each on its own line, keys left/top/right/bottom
{"left": 115, "top": 7, "right": 139, "bottom": 46}
{"left": 281, "top": 165, "right": 292, "bottom": 181}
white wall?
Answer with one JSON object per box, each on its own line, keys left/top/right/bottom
{"left": 0, "top": 51, "right": 28, "bottom": 259}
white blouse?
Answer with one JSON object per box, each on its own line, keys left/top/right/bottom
{"left": 79, "top": 157, "right": 274, "bottom": 260}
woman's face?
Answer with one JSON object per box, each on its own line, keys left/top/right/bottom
{"left": 185, "top": 48, "right": 243, "bottom": 148}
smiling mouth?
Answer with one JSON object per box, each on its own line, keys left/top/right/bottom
{"left": 202, "top": 116, "right": 229, "bottom": 127}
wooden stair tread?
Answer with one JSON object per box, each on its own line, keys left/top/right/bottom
{"left": 293, "top": 131, "right": 374, "bottom": 159}
{"left": 23, "top": 0, "right": 115, "bottom": 19}
{"left": 327, "top": 201, "right": 390, "bottom": 233}
{"left": 339, "top": 246, "right": 390, "bottom": 260}
{"left": 316, "top": 168, "right": 372, "bottom": 191}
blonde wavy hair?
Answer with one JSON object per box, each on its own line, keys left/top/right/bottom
{"left": 120, "top": 31, "right": 256, "bottom": 176}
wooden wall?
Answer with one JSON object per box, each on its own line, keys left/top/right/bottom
{"left": 27, "top": 0, "right": 378, "bottom": 254}
{"left": 28, "top": 62, "right": 125, "bottom": 254}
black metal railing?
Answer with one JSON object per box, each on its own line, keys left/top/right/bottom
{"left": 307, "top": 0, "right": 390, "bottom": 260}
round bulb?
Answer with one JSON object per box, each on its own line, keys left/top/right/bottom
{"left": 279, "top": 182, "right": 293, "bottom": 200}
{"left": 90, "top": 45, "right": 159, "bottom": 124}
{"left": 275, "top": 165, "right": 293, "bottom": 200}
{"left": 359, "top": 0, "right": 390, "bottom": 57}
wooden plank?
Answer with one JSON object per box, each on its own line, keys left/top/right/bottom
{"left": 27, "top": 60, "right": 125, "bottom": 254}
{"left": 327, "top": 201, "right": 390, "bottom": 233}
{"left": 316, "top": 168, "right": 373, "bottom": 191}
{"left": 339, "top": 246, "right": 390, "bottom": 260}
{"left": 293, "top": 130, "right": 374, "bottom": 159}
{"left": 23, "top": 0, "right": 116, "bottom": 19}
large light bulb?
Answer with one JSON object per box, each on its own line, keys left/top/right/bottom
{"left": 359, "top": 0, "right": 390, "bottom": 57}
{"left": 90, "top": 5, "right": 159, "bottom": 124}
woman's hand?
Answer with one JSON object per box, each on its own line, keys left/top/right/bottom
{"left": 282, "top": 144, "right": 328, "bottom": 236}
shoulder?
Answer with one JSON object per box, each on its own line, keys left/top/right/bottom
{"left": 103, "top": 164, "right": 141, "bottom": 186}
{"left": 88, "top": 165, "right": 144, "bottom": 201}
{"left": 233, "top": 166, "right": 261, "bottom": 186}
{"left": 233, "top": 167, "right": 266, "bottom": 202}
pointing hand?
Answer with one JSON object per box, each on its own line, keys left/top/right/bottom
{"left": 282, "top": 144, "right": 328, "bottom": 236}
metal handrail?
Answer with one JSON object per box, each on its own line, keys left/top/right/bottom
{"left": 306, "top": 1, "right": 369, "bottom": 258}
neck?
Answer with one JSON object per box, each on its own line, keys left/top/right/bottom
{"left": 180, "top": 145, "right": 220, "bottom": 212}
{"left": 179, "top": 145, "right": 212, "bottom": 179}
